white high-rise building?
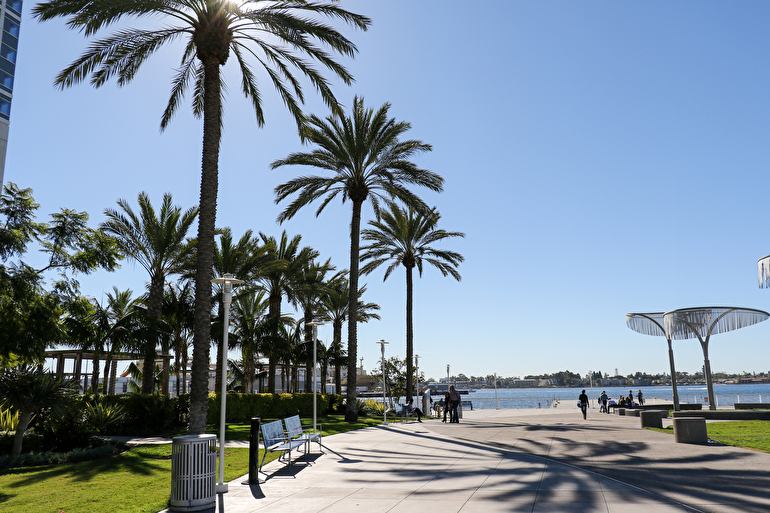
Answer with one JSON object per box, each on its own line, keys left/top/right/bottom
{"left": 0, "top": 0, "right": 21, "bottom": 187}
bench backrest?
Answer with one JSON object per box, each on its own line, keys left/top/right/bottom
{"left": 283, "top": 415, "right": 303, "bottom": 439}
{"left": 260, "top": 420, "right": 286, "bottom": 448}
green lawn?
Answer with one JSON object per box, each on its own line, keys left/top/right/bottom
{"left": 0, "top": 415, "right": 381, "bottom": 513}
{"left": 647, "top": 420, "right": 770, "bottom": 453}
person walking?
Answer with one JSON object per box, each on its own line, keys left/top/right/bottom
{"left": 579, "top": 389, "right": 589, "bottom": 420}
{"left": 637, "top": 389, "right": 644, "bottom": 406}
{"left": 599, "top": 390, "right": 608, "bottom": 413}
{"left": 449, "top": 385, "right": 461, "bottom": 423}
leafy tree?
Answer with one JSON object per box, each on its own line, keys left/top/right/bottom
{"left": 33, "top": 0, "right": 370, "bottom": 436}
{"left": 361, "top": 204, "right": 464, "bottom": 400}
{"left": 273, "top": 97, "right": 443, "bottom": 421}
{"left": 369, "top": 355, "right": 424, "bottom": 405}
{"left": 0, "top": 365, "right": 79, "bottom": 455}
{"left": 0, "top": 183, "right": 120, "bottom": 363}
{"left": 102, "top": 192, "right": 197, "bottom": 394}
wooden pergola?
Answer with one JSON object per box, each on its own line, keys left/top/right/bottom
{"left": 44, "top": 349, "right": 172, "bottom": 394}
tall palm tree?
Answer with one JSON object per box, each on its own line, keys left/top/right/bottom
{"left": 104, "top": 287, "right": 138, "bottom": 395}
{"left": 231, "top": 289, "right": 269, "bottom": 393}
{"left": 318, "top": 276, "right": 379, "bottom": 394}
{"left": 101, "top": 192, "right": 197, "bottom": 394}
{"left": 62, "top": 296, "right": 110, "bottom": 395}
{"left": 33, "top": 0, "right": 370, "bottom": 435}
{"left": 211, "top": 228, "right": 266, "bottom": 393}
{"left": 272, "top": 97, "right": 443, "bottom": 421}
{"left": 257, "top": 231, "right": 316, "bottom": 392}
{"left": 162, "top": 281, "right": 194, "bottom": 396}
{"left": 361, "top": 204, "right": 464, "bottom": 400}
{"left": 293, "top": 259, "right": 336, "bottom": 392}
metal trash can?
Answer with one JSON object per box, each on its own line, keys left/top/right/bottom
{"left": 170, "top": 434, "right": 217, "bottom": 512}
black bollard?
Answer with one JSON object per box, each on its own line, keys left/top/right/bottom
{"left": 247, "top": 417, "right": 261, "bottom": 484}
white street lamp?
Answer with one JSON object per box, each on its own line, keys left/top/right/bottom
{"left": 307, "top": 321, "right": 324, "bottom": 434}
{"left": 211, "top": 273, "right": 243, "bottom": 494}
{"left": 494, "top": 373, "right": 499, "bottom": 410}
{"left": 376, "top": 339, "right": 389, "bottom": 425}
{"left": 414, "top": 354, "right": 420, "bottom": 412}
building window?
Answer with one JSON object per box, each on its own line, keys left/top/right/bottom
{"left": 0, "top": 97, "right": 10, "bottom": 119}
{"left": 0, "top": 69, "right": 12, "bottom": 91}
{"left": 3, "top": 18, "right": 19, "bottom": 39}
{"left": 8, "top": 0, "right": 22, "bottom": 16}
{"left": 1, "top": 43, "right": 15, "bottom": 64}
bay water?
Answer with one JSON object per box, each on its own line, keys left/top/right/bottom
{"left": 461, "top": 383, "right": 770, "bottom": 410}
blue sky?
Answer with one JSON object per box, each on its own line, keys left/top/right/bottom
{"left": 7, "top": 1, "right": 770, "bottom": 381}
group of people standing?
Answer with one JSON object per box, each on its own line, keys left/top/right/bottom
{"left": 441, "top": 385, "right": 461, "bottom": 423}
{"left": 582, "top": 389, "right": 646, "bottom": 418}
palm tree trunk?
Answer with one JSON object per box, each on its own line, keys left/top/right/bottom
{"left": 334, "top": 320, "right": 342, "bottom": 394}
{"left": 189, "top": 56, "right": 221, "bottom": 435}
{"left": 304, "top": 314, "right": 313, "bottom": 393}
{"left": 174, "top": 337, "right": 181, "bottom": 397}
{"left": 182, "top": 349, "right": 189, "bottom": 395}
{"left": 143, "top": 273, "right": 165, "bottom": 394}
{"left": 345, "top": 200, "right": 363, "bottom": 422}
{"left": 214, "top": 302, "right": 224, "bottom": 396}
{"left": 405, "top": 265, "right": 414, "bottom": 401}
{"left": 109, "top": 359, "right": 118, "bottom": 395}
{"left": 92, "top": 352, "right": 100, "bottom": 397}
{"left": 102, "top": 354, "right": 111, "bottom": 395}
{"left": 267, "top": 294, "right": 281, "bottom": 393}
{"left": 12, "top": 410, "right": 33, "bottom": 456}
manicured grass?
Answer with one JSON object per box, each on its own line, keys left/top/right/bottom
{"left": 0, "top": 415, "right": 381, "bottom": 513}
{"left": 646, "top": 420, "right": 770, "bottom": 453}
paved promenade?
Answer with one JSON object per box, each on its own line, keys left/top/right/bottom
{"left": 162, "top": 408, "right": 770, "bottom": 513}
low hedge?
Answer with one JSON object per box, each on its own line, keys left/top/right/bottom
{"left": 206, "top": 393, "right": 340, "bottom": 423}
{"left": 0, "top": 444, "right": 121, "bottom": 469}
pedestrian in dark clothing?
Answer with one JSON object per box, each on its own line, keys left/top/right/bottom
{"left": 579, "top": 389, "right": 589, "bottom": 420}
{"left": 449, "top": 386, "right": 461, "bottom": 423}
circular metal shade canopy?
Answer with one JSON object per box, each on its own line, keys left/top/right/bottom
{"left": 663, "top": 307, "right": 769, "bottom": 340}
{"left": 626, "top": 312, "right": 680, "bottom": 410}
{"left": 663, "top": 306, "right": 768, "bottom": 410}
{"left": 626, "top": 312, "right": 666, "bottom": 337}
{"left": 759, "top": 254, "right": 770, "bottom": 288}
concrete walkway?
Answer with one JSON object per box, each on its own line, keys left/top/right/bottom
{"left": 160, "top": 408, "right": 770, "bottom": 513}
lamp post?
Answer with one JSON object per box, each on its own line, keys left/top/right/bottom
{"left": 414, "top": 354, "right": 420, "bottom": 412}
{"left": 376, "top": 339, "right": 388, "bottom": 425}
{"left": 307, "top": 321, "right": 324, "bottom": 434}
{"left": 211, "top": 273, "right": 243, "bottom": 494}
{"left": 494, "top": 373, "right": 499, "bottom": 410}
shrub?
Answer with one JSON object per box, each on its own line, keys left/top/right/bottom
{"left": 0, "top": 444, "right": 121, "bottom": 469}
{"left": 83, "top": 397, "right": 126, "bottom": 434}
{"left": 112, "top": 394, "right": 183, "bottom": 435}
{"left": 206, "top": 393, "right": 334, "bottom": 423}
{"left": 0, "top": 407, "right": 18, "bottom": 431}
